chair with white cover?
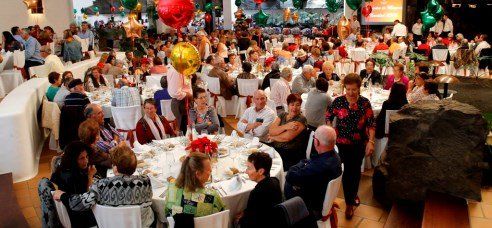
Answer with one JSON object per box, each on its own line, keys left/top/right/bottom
{"left": 349, "top": 49, "right": 368, "bottom": 74}
{"left": 373, "top": 110, "right": 398, "bottom": 167}
{"left": 432, "top": 49, "right": 450, "bottom": 75}
{"left": 0, "top": 52, "right": 13, "bottom": 72}
{"left": 160, "top": 99, "right": 176, "bottom": 122}
{"left": 13, "top": 50, "right": 26, "bottom": 70}
{"left": 167, "top": 210, "right": 230, "bottom": 228}
{"left": 29, "top": 64, "right": 49, "bottom": 78}
{"left": 204, "top": 76, "right": 227, "bottom": 117}
{"left": 51, "top": 191, "right": 71, "bottom": 228}
{"left": 111, "top": 105, "right": 142, "bottom": 147}
{"left": 236, "top": 78, "right": 259, "bottom": 118}
{"left": 146, "top": 74, "right": 165, "bottom": 89}
{"left": 92, "top": 204, "right": 142, "bottom": 228}
{"left": 317, "top": 167, "right": 344, "bottom": 228}
{"left": 306, "top": 130, "right": 315, "bottom": 159}
{"left": 267, "top": 98, "right": 277, "bottom": 116}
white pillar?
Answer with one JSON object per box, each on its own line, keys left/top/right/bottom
{"left": 223, "top": 0, "right": 237, "bottom": 30}
{"left": 343, "top": 0, "right": 356, "bottom": 18}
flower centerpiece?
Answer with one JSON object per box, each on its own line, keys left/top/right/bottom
{"left": 185, "top": 137, "right": 218, "bottom": 156}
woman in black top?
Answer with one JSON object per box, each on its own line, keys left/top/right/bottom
{"left": 375, "top": 82, "right": 408, "bottom": 139}
{"left": 51, "top": 141, "right": 97, "bottom": 228}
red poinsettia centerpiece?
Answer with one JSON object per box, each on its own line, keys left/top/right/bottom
{"left": 185, "top": 137, "right": 218, "bottom": 155}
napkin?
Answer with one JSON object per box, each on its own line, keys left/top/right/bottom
{"left": 249, "top": 137, "right": 260, "bottom": 148}
{"left": 226, "top": 175, "right": 243, "bottom": 194}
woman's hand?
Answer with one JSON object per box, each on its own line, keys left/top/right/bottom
{"left": 365, "top": 141, "right": 375, "bottom": 156}
{"left": 53, "top": 190, "right": 65, "bottom": 201}
{"left": 88, "top": 165, "right": 97, "bottom": 177}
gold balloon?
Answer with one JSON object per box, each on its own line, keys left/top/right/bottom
{"left": 119, "top": 6, "right": 125, "bottom": 12}
{"left": 83, "top": 14, "right": 88, "bottom": 20}
{"left": 337, "top": 16, "right": 351, "bottom": 40}
{"left": 123, "top": 16, "right": 143, "bottom": 38}
{"left": 283, "top": 8, "right": 291, "bottom": 22}
{"left": 292, "top": 12, "right": 299, "bottom": 23}
{"left": 135, "top": 2, "right": 142, "bottom": 12}
{"left": 170, "top": 42, "right": 201, "bottom": 77}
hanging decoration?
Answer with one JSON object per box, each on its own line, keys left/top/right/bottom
{"left": 361, "top": 4, "right": 372, "bottom": 17}
{"left": 23, "top": 0, "right": 37, "bottom": 9}
{"left": 157, "top": 0, "right": 195, "bottom": 30}
{"left": 83, "top": 14, "right": 88, "bottom": 20}
{"left": 135, "top": 2, "right": 143, "bottom": 12}
{"left": 326, "top": 0, "right": 340, "bottom": 13}
{"left": 204, "top": 2, "right": 213, "bottom": 13}
{"left": 337, "top": 16, "right": 351, "bottom": 40}
{"left": 253, "top": 9, "right": 270, "bottom": 27}
{"left": 170, "top": 42, "right": 201, "bottom": 77}
{"left": 123, "top": 16, "right": 144, "bottom": 38}
{"left": 121, "top": 0, "right": 139, "bottom": 10}
{"left": 73, "top": 9, "right": 77, "bottom": 14}
{"left": 283, "top": 8, "right": 291, "bottom": 22}
{"left": 119, "top": 6, "right": 125, "bottom": 11}
{"left": 120, "top": 11, "right": 126, "bottom": 17}
{"left": 293, "top": 0, "right": 303, "bottom": 9}
{"left": 292, "top": 11, "right": 299, "bottom": 23}
{"left": 110, "top": 6, "right": 116, "bottom": 13}
{"left": 93, "top": 6, "right": 99, "bottom": 12}
{"left": 254, "top": 0, "right": 263, "bottom": 4}
{"left": 346, "top": 0, "right": 362, "bottom": 10}
{"left": 279, "top": 0, "right": 287, "bottom": 3}
{"left": 205, "top": 13, "right": 212, "bottom": 23}
{"left": 420, "top": 0, "right": 444, "bottom": 32}
{"left": 235, "top": 0, "right": 242, "bottom": 7}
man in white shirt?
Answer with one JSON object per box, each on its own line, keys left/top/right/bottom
{"left": 167, "top": 65, "right": 193, "bottom": 132}
{"left": 411, "top": 18, "right": 423, "bottom": 42}
{"left": 40, "top": 45, "right": 64, "bottom": 74}
{"left": 442, "top": 14, "right": 453, "bottom": 38}
{"left": 475, "top": 34, "right": 491, "bottom": 55}
{"left": 271, "top": 67, "right": 293, "bottom": 114}
{"left": 430, "top": 20, "right": 443, "bottom": 36}
{"left": 237, "top": 90, "right": 276, "bottom": 142}
{"left": 350, "top": 15, "right": 361, "bottom": 34}
{"left": 391, "top": 20, "right": 407, "bottom": 37}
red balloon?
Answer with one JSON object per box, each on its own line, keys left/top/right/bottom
{"left": 205, "top": 13, "right": 212, "bottom": 23}
{"left": 362, "top": 5, "right": 372, "bottom": 17}
{"left": 157, "top": 0, "right": 195, "bottom": 30}
{"left": 254, "top": 0, "right": 264, "bottom": 4}
{"left": 110, "top": 6, "right": 116, "bottom": 13}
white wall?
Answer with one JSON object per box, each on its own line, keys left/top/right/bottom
{"left": 0, "top": 0, "right": 74, "bottom": 36}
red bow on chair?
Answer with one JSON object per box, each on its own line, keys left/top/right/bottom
{"left": 209, "top": 92, "right": 219, "bottom": 107}
{"left": 321, "top": 202, "right": 339, "bottom": 228}
{"left": 117, "top": 129, "right": 136, "bottom": 147}
{"left": 239, "top": 95, "right": 253, "bottom": 108}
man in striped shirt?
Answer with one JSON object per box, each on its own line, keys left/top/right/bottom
{"left": 84, "top": 103, "right": 122, "bottom": 153}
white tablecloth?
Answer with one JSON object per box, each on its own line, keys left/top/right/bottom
{"left": 0, "top": 78, "right": 49, "bottom": 182}
{"left": 111, "top": 135, "right": 284, "bottom": 225}
{"left": 0, "top": 70, "right": 24, "bottom": 98}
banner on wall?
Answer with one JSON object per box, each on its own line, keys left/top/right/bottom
{"left": 361, "top": 0, "right": 405, "bottom": 25}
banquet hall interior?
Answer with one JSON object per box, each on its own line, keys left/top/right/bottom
{"left": 1, "top": 0, "right": 492, "bottom": 227}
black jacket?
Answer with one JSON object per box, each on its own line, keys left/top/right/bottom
{"left": 359, "top": 69, "right": 382, "bottom": 85}
{"left": 261, "top": 69, "right": 281, "bottom": 90}
{"left": 240, "top": 177, "right": 283, "bottom": 228}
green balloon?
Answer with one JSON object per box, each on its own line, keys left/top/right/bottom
{"left": 346, "top": 0, "right": 362, "bottom": 10}
{"left": 253, "top": 9, "right": 270, "bottom": 27}
{"left": 122, "top": 0, "right": 138, "bottom": 10}
{"left": 293, "top": 0, "right": 303, "bottom": 9}
{"left": 195, "top": 3, "right": 200, "bottom": 9}
{"left": 426, "top": 0, "right": 439, "bottom": 12}
{"left": 120, "top": 11, "right": 126, "bottom": 17}
{"left": 431, "top": 6, "right": 444, "bottom": 20}
{"left": 205, "top": 2, "right": 213, "bottom": 13}
{"left": 279, "top": 0, "right": 287, "bottom": 3}
{"left": 421, "top": 11, "right": 437, "bottom": 31}
{"left": 93, "top": 6, "right": 99, "bottom": 12}
{"left": 235, "top": 0, "right": 242, "bottom": 7}
{"left": 326, "top": 0, "right": 339, "bottom": 13}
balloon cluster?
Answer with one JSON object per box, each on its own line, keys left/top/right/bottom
{"left": 420, "top": 0, "right": 444, "bottom": 32}
{"left": 293, "top": 0, "right": 304, "bottom": 9}
{"left": 346, "top": 0, "right": 362, "bottom": 10}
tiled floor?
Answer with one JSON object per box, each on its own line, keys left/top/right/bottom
{"left": 14, "top": 116, "right": 492, "bottom": 227}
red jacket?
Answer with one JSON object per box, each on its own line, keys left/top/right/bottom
{"left": 136, "top": 115, "right": 175, "bottom": 144}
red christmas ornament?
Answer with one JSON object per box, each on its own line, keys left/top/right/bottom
{"left": 157, "top": 0, "right": 195, "bottom": 30}
{"left": 110, "top": 6, "right": 116, "bottom": 13}
{"left": 205, "top": 13, "right": 212, "bottom": 23}
{"left": 362, "top": 5, "right": 372, "bottom": 17}
{"left": 254, "top": 0, "right": 264, "bottom": 4}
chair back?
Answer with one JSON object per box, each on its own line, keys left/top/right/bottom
{"left": 30, "top": 64, "right": 49, "bottom": 78}
{"left": 270, "top": 78, "right": 279, "bottom": 89}
{"left": 92, "top": 204, "right": 142, "bottom": 228}
{"left": 167, "top": 210, "right": 230, "bottom": 228}
{"left": 80, "top": 38, "right": 90, "bottom": 53}
{"left": 160, "top": 99, "right": 176, "bottom": 121}
{"left": 111, "top": 105, "right": 142, "bottom": 131}
{"left": 321, "top": 168, "right": 343, "bottom": 219}
{"left": 205, "top": 76, "right": 221, "bottom": 94}
{"left": 275, "top": 196, "right": 309, "bottom": 227}
{"left": 51, "top": 191, "right": 71, "bottom": 228}
{"left": 13, "top": 50, "right": 25, "bottom": 68}
{"left": 385, "top": 110, "right": 398, "bottom": 135}
{"left": 267, "top": 99, "right": 277, "bottom": 116}
{"left": 351, "top": 49, "right": 368, "bottom": 62}
{"left": 0, "top": 52, "right": 12, "bottom": 72}
{"left": 432, "top": 49, "right": 449, "bottom": 62}
{"left": 306, "top": 130, "right": 315, "bottom": 159}
{"left": 237, "top": 78, "right": 259, "bottom": 96}
{"left": 146, "top": 74, "right": 165, "bottom": 89}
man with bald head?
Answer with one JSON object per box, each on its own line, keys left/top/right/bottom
{"left": 84, "top": 104, "right": 122, "bottom": 153}
{"left": 284, "top": 125, "right": 342, "bottom": 219}
{"left": 237, "top": 90, "right": 276, "bottom": 142}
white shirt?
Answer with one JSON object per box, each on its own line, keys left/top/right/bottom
{"left": 53, "top": 86, "right": 70, "bottom": 108}
{"left": 351, "top": 20, "right": 361, "bottom": 33}
{"left": 270, "top": 77, "right": 291, "bottom": 107}
{"left": 391, "top": 23, "right": 408, "bottom": 37}
{"left": 167, "top": 65, "right": 192, "bottom": 100}
{"left": 443, "top": 18, "right": 453, "bottom": 33}
{"left": 412, "top": 23, "right": 423, "bottom": 35}
{"left": 45, "top": 54, "right": 65, "bottom": 74}
{"left": 475, "top": 41, "right": 491, "bottom": 55}
{"left": 236, "top": 106, "right": 276, "bottom": 141}
{"left": 430, "top": 21, "right": 443, "bottom": 35}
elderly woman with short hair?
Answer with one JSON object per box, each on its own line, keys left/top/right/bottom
{"left": 136, "top": 98, "right": 176, "bottom": 144}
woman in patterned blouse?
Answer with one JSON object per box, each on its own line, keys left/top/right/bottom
{"left": 326, "top": 73, "right": 375, "bottom": 219}
{"left": 165, "top": 152, "right": 225, "bottom": 217}
{"left": 189, "top": 87, "right": 220, "bottom": 134}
